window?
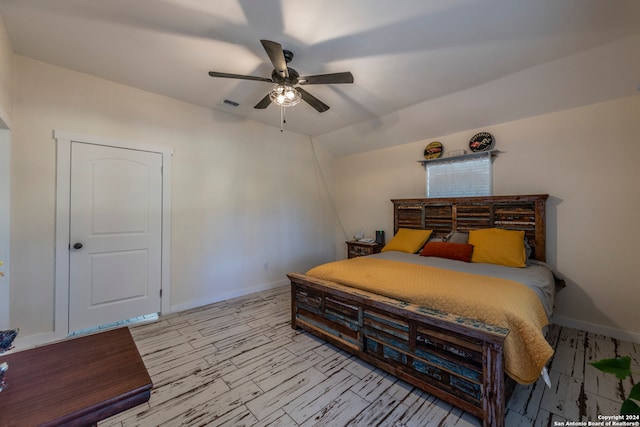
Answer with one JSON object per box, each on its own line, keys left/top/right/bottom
{"left": 425, "top": 152, "right": 493, "bottom": 198}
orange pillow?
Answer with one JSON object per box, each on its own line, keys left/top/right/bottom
{"left": 420, "top": 242, "right": 474, "bottom": 262}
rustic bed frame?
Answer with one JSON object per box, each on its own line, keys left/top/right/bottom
{"left": 288, "top": 194, "right": 549, "bottom": 427}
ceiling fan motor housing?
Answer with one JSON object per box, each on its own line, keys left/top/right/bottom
{"left": 271, "top": 67, "right": 299, "bottom": 85}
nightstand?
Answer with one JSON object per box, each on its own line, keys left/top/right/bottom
{"left": 346, "top": 240, "right": 383, "bottom": 258}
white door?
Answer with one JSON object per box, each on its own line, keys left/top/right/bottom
{"left": 69, "top": 142, "right": 163, "bottom": 332}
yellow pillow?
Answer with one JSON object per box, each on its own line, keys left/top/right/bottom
{"left": 468, "top": 228, "right": 527, "bottom": 267}
{"left": 381, "top": 228, "right": 433, "bottom": 253}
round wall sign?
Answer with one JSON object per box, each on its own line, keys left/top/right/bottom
{"left": 469, "top": 132, "right": 495, "bottom": 152}
{"left": 424, "top": 141, "right": 443, "bottom": 159}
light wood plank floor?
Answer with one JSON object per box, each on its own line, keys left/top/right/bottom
{"left": 103, "top": 286, "right": 639, "bottom": 426}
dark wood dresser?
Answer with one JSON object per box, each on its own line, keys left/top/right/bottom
{"left": 0, "top": 327, "right": 152, "bottom": 426}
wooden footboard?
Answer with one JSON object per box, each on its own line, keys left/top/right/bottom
{"left": 289, "top": 272, "right": 513, "bottom": 427}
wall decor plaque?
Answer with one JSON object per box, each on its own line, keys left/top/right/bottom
{"left": 424, "top": 141, "right": 443, "bottom": 159}
{"left": 469, "top": 132, "right": 495, "bottom": 152}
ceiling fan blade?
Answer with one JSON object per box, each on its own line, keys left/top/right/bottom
{"left": 254, "top": 93, "right": 272, "bottom": 109}
{"left": 260, "top": 39, "right": 289, "bottom": 79}
{"left": 208, "top": 71, "right": 273, "bottom": 83}
{"left": 297, "top": 87, "right": 330, "bottom": 113}
{"left": 299, "top": 72, "right": 354, "bottom": 85}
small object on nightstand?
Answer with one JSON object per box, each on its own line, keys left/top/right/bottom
{"left": 358, "top": 238, "right": 376, "bottom": 243}
{"left": 346, "top": 240, "right": 383, "bottom": 259}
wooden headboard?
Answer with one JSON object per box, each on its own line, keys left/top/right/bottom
{"left": 391, "top": 194, "right": 548, "bottom": 262}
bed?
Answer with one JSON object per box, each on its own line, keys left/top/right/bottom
{"left": 288, "top": 194, "right": 558, "bottom": 427}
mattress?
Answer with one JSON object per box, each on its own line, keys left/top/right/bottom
{"left": 371, "top": 251, "right": 556, "bottom": 318}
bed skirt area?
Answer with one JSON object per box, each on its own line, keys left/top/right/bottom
{"left": 288, "top": 272, "right": 516, "bottom": 427}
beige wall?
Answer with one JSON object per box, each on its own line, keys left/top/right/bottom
{"left": 0, "top": 13, "right": 12, "bottom": 124}
{"left": 11, "top": 56, "right": 336, "bottom": 338}
{"left": 334, "top": 95, "right": 640, "bottom": 341}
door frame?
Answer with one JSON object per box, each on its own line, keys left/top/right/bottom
{"left": 53, "top": 130, "right": 173, "bottom": 338}
{"left": 0, "top": 111, "right": 11, "bottom": 330}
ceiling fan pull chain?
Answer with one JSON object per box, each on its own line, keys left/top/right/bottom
{"left": 280, "top": 106, "right": 284, "bottom": 132}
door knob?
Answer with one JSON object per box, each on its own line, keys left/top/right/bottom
{"left": 73, "top": 242, "right": 83, "bottom": 250}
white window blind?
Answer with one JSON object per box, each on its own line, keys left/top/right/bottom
{"left": 426, "top": 153, "right": 493, "bottom": 198}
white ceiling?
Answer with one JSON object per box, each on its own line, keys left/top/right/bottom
{"left": 1, "top": 0, "right": 639, "bottom": 156}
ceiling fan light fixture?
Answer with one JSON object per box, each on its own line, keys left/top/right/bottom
{"left": 270, "top": 84, "right": 301, "bottom": 107}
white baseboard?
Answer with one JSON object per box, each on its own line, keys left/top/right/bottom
{"left": 169, "top": 279, "right": 289, "bottom": 314}
{"left": 551, "top": 315, "right": 640, "bottom": 344}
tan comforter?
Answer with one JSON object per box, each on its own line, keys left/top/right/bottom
{"left": 307, "top": 257, "right": 553, "bottom": 384}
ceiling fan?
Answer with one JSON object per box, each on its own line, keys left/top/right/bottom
{"left": 208, "top": 40, "right": 354, "bottom": 113}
